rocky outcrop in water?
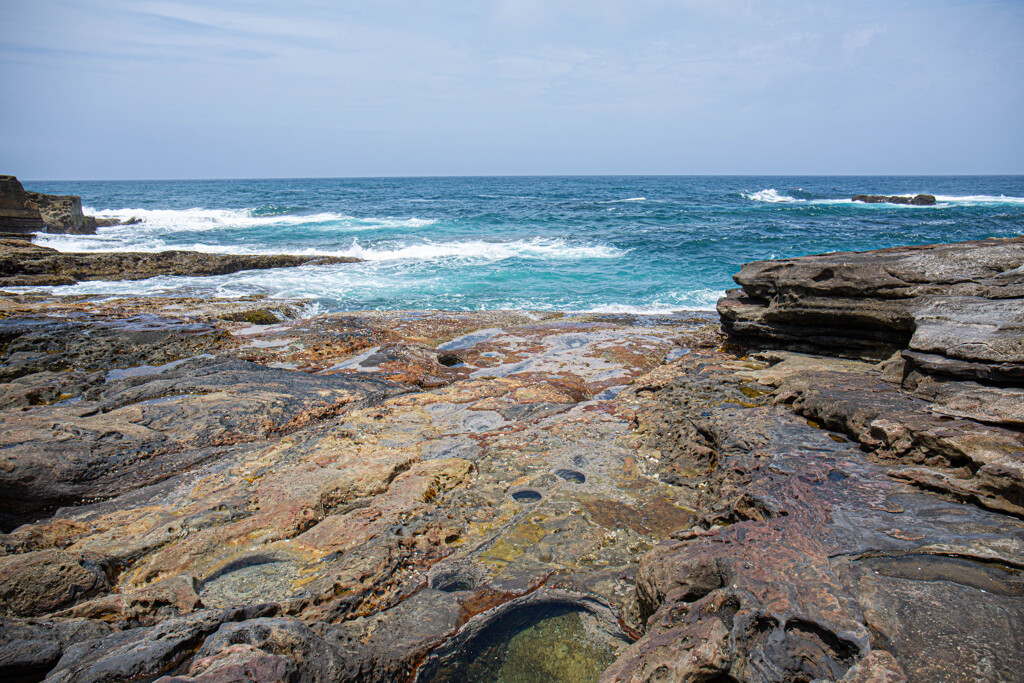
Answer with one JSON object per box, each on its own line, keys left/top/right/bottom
{"left": 0, "top": 176, "right": 46, "bottom": 234}
{"left": 0, "top": 175, "right": 137, "bottom": 235}
{"left": 0, "top": 239, "right": 361, "bottom": 287}
{"left": 24, "top": 192, "right": 104, "bottom": 235}
{"left": 852, "top": 194, "right": 937, "bottom": 205}
{"left": 0, "top": 237, "right": 1021, "bottom": 682}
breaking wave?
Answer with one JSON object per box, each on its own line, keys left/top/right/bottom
{"left": 82, "top": 206, "right": 438, "bottom": 233}
{"left": 743, "top": 189, "right": 799, "bottom": 203}
{"left": 34, "top": 234, "right": 625, "bottom": 263}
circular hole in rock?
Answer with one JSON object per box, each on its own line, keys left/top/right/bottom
{"left": 555, "top": 469, "right": 586, "bottom": 484}
{"left": 431, "top": 570, "right": 478, "bottom": 593}
{"left": 511, "top": 489, "right": 543, "bottom": 503}
{"left": 437, "top": 353, "right": 464, "bottom": 367}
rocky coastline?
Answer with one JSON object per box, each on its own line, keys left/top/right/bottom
{"left": 0, "top": 236, "right": 1021, "bottom": 682}
{"left": 0, "top": 176, "right": 135, "bottom": 236}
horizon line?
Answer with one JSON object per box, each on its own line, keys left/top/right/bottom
{"left": 21, "top": 172, "right": 1024, "bottom": 183}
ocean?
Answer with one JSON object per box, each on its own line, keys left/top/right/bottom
{"left": 19, "top": 176, "right": 1024, "bottom": 313}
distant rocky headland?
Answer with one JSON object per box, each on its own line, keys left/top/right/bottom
{"left": 0, "top": 175, "right": 361, "bottom": 287}
{"left": 0, "top": 175, "right": 135, "bottom": 235}
{"left": 0, "top": 202, "right": 1021, "bottom": 680}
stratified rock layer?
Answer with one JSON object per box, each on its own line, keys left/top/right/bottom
{"left": 0, "top": 176, "right": 46, "bottom": 234}
{"left": 0, "top": 175, "right": 131, "bottom": 236}
{"left": 717, "top": 236, "right": 1024, "bottom": 364}
{"left": 24, "top": 192, "right": 98, "bottom": 235}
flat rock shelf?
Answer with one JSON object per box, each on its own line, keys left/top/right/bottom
{"left": 0, "top": 236, "right": 1021, "bottom": 683}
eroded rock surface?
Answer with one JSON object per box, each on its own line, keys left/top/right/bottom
{"left": 604, "top": 348, "right": 1023, "bottom": 682}
{"left": 0, "top": 297, "right": 715, "bottom": 681}
{"left": 0, "top": 176, "right": 46, "bottom": 234}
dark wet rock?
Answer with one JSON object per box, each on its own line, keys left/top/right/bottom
{"left": 0, "top": 618, "right": 113, "bottom": 683}
{"left": 771, "top": 367, "right": 1024, "bottom": 518}
{"left": 44, "top": 609, "right": 255, "bottom": 683}
{"left": 0, "top": 176, "right": 46, "bottom": 234}
{"left": 716, "top": 237, "right": 1024, "bottom": 507}
{"left": 605, "top": 346, "right": 1024, "bottom": 682}
{"left": 163, "top": 618, "right": 350, "bottom": 682}
{"left": 0, "top": 312, "right": 234, "bottom": 382}
{"left": 0, "top": 239, "right": 362, "bottom": 287}
{"left": 852, "top": 193, "right": 937, "bottom": 205}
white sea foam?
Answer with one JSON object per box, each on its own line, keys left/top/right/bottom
{"left": 84, "top": 207, "right": 350, "bottom": 231}
{"left": 561, "top": 289, "right": 722, "bottom": 314}
{"left": 347, "top": 238, "right": 625, "bottom": 262}
{"left": 600, "top": 197, "right": 647, "bottom": 203}
{"left": 186, "top": 238, "right": 624, "bottom": 262}
{"left": 932, "top": 194, "right": 1024, "bottom": 205}
{"left": 744, "top": 189, "right": 799, "bottom": 203}
{"left": 81, "top": 206, "right": 437, "bottom": 234}
{"left": 34, "top": 233, "right": 624, "bottom": 263}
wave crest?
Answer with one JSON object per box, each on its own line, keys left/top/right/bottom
{"left": 82, "top": 207, "right": 438, "bottom": 233}
{"left": 34, "top": 234, "right": 625, "bottom": 263}
{"left": 743, "top": 189, "right": 800, "bottom": 203}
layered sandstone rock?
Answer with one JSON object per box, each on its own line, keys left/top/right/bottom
{"left": 0, "top": 175, "right": 132, "bottom": 235}
{"left": 718, "top": 237, "right": 1024, "bottom": 360}
{"left": 24, "top": 192, "right": 99, "bottom": 235}
{"left": 0, "top": 176, "right": 46, "bottom": 234}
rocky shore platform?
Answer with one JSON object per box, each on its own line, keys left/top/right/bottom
{"left": 1, "top": 237, "right": 1022, "bottom": 682}
{"left": 0, "top": 239, "right": 361, "bottom": 287}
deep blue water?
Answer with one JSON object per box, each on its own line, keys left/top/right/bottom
{"left": 19, "top": 176, "right": 1024, "bottom": 312}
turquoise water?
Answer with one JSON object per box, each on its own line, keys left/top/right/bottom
{"left": 20, "top": 176, "right": 1024, "bottom": 312}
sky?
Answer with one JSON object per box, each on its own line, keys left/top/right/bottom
{"left": 2, "top": 0, "right": 1023, "bottom": 179}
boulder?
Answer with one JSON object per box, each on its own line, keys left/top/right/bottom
{"left": 0, "top": 176, "right": 46, "bottom": 234}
